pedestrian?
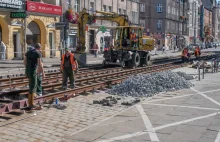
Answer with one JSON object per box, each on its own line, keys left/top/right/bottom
{"left": 23, "top": 43, "right": 45, "bottom": 109}
{"left": 162, "top": 44, "right": 166, "bottom": 54}
{"left": 0, "top": 40, "right": 6, "bottom": 60}
{"left": 93, "top": 42, "right": 98, "bottom": 58}
{"left": 60, "top": 48, "right": 78, "bottom": 90}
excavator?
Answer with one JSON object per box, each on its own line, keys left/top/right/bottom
{"left": 75, "top": 8, "right": 155, "bottom": 68}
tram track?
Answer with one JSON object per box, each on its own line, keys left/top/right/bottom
{"left": 0, "top": 53, "right": 216, "bottom": 114}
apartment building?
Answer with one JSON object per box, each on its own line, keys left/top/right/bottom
{"left": 140, "top": 0, "right": 189, "bottom": 49}
{"left": 0, "top": 0, "right": 61, "bottom": 59}
{"left": 188, "top": 0, "right": 202, "bottom": 44}
{"left": 78, "top": 0, "right": 140, "bottom": 52}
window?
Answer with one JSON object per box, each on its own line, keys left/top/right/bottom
{"left": 167, "top": 21, "right": 170, "bottom": 29}
{"left": 140, "top": 19, "right": 145, "bottom": 28}
{"left": 167, "top": 6, "right": 171, "bottom": 14}
{"left": 123, "top": 9, "right": 126, "bottom": 14}
{"left": 103, "top": 5, "right": 106, "bottom": 12}
{"left": 140, "top": 4, "right": 145, "bottom": 12}
{"left": 118, "top": 8, "right": 121, "bottom": 14}
{"left": 157, "top": 4, "right": 162, "bottom": 13}
{"left": 157, "top": 20, "right": 162, "bottom": 30}
{"left": 90, "top": 2, "right": 94, "bottom": 11}
{"left": 132, "top": 11, "right": 138, "bottom": 24}
{"left": 108, "top": 6, "right": 112, "bottom": 12}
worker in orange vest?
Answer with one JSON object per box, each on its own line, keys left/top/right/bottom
{"left": 60, "top": 48, "right": 78, "bottom": 90}
{"left": 182, "top": 48, "right": 189, "bottom": 62}
{"left": 194, "top": 46, "right": 201, "bottom": 60}
{"left": 130, "top": 31, "right": 137, "bottom": 48}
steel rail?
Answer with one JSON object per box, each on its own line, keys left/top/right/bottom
{"left": 0, "top": 53, "right": 217, "bottom": 114}
{"left": 0, "top": 62, "right": 181, "bottom": 114}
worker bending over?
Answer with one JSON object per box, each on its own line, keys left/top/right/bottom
{"left": 60, "top": 48, "right": 78, "bottom": 90}
{"left": 194, "top": 46, "right": 201, "bottom": 60}
{"left": 182, "top": 48, "right": 190, "bottom": 63}
{"left": 24, "top": 43, "right": 45, "bottom": 109}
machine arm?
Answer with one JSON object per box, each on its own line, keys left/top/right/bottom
{"left": 76, "top": 8, "right": 131, "bottom": 53}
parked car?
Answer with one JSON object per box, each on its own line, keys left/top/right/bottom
{"left": 206, "top": 43, "right": 213, "bottom": 48}
{"left": 187, "top": 44, "right": 200, "bottom": 51}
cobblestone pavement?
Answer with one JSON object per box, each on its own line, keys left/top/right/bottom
{"left": 61, "top": 69, "right": 220, "bottom": 142}
{"left": 0, "top": 91, "right": 129, "bottom": 142}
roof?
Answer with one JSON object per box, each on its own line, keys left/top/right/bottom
{"left": 201, "top": 0, "right": 213, "bottom": 10}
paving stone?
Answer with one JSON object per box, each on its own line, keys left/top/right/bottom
{"left": 67, "top": 130, "right": 105, "bottom": 142}
{"left": 15, "top": 139, "right": 29, "bottom": 142}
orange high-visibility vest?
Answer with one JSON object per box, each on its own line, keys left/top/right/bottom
{"left": 61, "top": 53, "right": 77, "bottom": 71}
{"left": 130, "top": 33, "right": 136, "bottom": 40}
{"left": 182, "top": 49, "right": 188, "bottom": 57}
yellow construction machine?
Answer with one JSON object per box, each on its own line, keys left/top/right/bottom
{"left": 75, "top": 8, "right": 154, "bottom": 67}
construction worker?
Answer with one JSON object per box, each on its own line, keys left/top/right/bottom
{"left": 23, "top": 43, "right": 45, "bottom": 109}
{"left": 130, "top": 31, "right": 137, "bottom": 48}
{"left": 194, "top": 46, "right": 201, "bottom": 60}
{"left": 60, "top": 48, "right": 78, "bottom": 90}
{"left": 182, "top": 48, "right": 189, "bottom": 63}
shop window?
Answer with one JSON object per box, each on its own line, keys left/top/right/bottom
{"left": 26, "top": 21, "right": 41, "bottom": 48}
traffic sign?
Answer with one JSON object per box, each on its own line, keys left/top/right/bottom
{"left": 55, "top": 22, "right": 66, "bottom": 30}
{"left": 99, "top": 26, "right": 107, "bottom": 33}
{"left": 10, "top": 12, "right": 27, "bottom": 18}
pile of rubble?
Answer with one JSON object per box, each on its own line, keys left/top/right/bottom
{"left": 191, "top": 61, "right": 211, "bottom": 69}
{"left": 107, "top": 71, "right": 194, "bottom": 97}
{"left": 176, "top": 72, "right": 194, "bottom": 80}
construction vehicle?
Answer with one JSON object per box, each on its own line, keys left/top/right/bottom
{"left": 76, "top": 8, "right": 155, "bottom": 67}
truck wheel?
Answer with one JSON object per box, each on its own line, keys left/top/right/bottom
{"left": 132, "top": 52, "right": 140, "bottom": 67}
{"left": 144, "top": 54, "right": 151, "bottom": 66}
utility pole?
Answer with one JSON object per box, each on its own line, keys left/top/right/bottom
{"left": 177, "top": 0, "right": 181, "bottom": 50}
{"left": 193, "top": 1, "right": 197, "bottom": 44}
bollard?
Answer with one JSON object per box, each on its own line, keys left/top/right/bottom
{"left": 198, "top": 64, "right": 200, "bottom": 81}
{"left": 9, "top": 76, "right": 12, "bottom": 91}
{"left": 212, "top": 59, "right": 214, "bottom": 73}
{"left": 202, "top": 62, "right": 205, "bottom": 79}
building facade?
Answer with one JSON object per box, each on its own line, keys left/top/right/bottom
{"left": 188, "top": 0, "right": 202, "bottom": 44}
{"left": 200, "top": 0, "right": 214, "bottom": 42}
{"left": 62, "top": 0, "right": 139, "bottom": 52}
{"left": 0, "top": 0, "right": 62, "bottom": 59}
{"left": 140, "top": 0, "right": 189, "bottom": 50}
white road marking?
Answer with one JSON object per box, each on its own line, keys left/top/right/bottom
{"left": 215, "top": 131, "right": 220, "bottom": 142}
{"left": 147, "top": 88, "right": 220, "bottom": 103}
{"left": 146, "top": 93, "right": 194, "bottom": 103}
{"left": 67, "top": 105, "right": 136, "bottom": 137}
{"left": 97, "top": 112, "right": 219, "bottom": 142}
{"left": 154, "top": 112, "right": 219, "bottom": 130}
{"left": 136, "top": 104, "right": 159, "bottom": 142}
{"left": 142, "top": 103, "right": 220, "bottom": 111}
{"left": 191, "top": 88, "right": 220, "bottom": 107}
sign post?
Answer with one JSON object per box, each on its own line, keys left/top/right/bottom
{"left": 99, "top": 26, "right": 107, "bottom": 52}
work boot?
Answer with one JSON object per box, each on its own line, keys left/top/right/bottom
{"left": 28, "top": 93, "right": 36, "bottom": 108}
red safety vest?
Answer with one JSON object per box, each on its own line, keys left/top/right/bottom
{"left": 60, "top": 53, "right": 77, "bottom": 71}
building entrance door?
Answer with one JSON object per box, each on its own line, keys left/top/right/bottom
{"left": 49, "top": 32, "right": 55, "bottom": 57}
{"left": 13, "top": 32, "right": 22, "bottom": 59}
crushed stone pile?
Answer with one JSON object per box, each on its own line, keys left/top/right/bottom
{"left": 176, "top": 71, "right": 194, "bottom": 80}
{"left": 107, "top": 70, "right": 194, "bottom": 97}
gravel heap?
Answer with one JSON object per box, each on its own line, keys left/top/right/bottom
{"left": 107, "top": 70, "right": 194, "bottom": 97}
{"left": 176, "top": 71, "right": 194, "bottom": 80}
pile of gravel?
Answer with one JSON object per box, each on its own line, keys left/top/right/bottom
{"left": 176, "top": 71, "right": 194, "bottom": 80}
{"left": 107, "top": 70, "right": 194, "bottom": 97}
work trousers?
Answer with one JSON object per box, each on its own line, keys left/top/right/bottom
{"left": 62, "top": 67, "right": 75, "bottom": 88}
{"left": 26, "top": 70, "right": 42, "bottom": 95}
